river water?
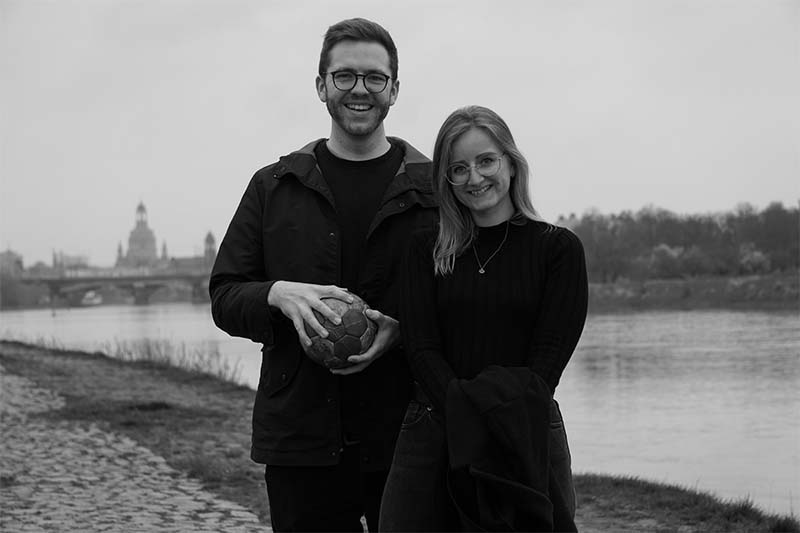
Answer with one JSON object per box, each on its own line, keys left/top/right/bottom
{"left": 1, "top": 304, "right": 798, "bottom": 514}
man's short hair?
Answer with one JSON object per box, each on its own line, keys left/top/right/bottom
{"left": 318, "top": 18, "right": 398, "bottom": 80}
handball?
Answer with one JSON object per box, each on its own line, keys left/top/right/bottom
{"left": 304, "top": 294, "right": 377, "bottom": 369}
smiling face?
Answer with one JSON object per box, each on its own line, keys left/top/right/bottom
{"left": 449, "top": 127, "right": 515, "bottom": 227}
{"left": 316, "top": 40, "right": 398, "bottom": 141}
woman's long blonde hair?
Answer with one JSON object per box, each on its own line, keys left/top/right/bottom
{"left": 432, "top": 106, "right": 545, "bottom": 276}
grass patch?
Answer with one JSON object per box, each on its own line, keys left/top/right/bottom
{"left": 49, "top": 398, "right": 223, "bottom": 427}
{"left": 575, "top": 473, "right": 799, "bottom": 532}
{"left": 0, "top": 333, "right": 243, "bottom": 384}
{"left": 100, "top": 338, "right": 242, "bottom": 384}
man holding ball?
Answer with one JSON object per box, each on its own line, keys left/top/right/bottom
{"left": 210, "top": 17, "right": 436, "bottom": 532}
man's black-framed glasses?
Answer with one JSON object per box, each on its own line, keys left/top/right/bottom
{"left": 325, "top": 71, "right": 391, "bottom": 93}
{"left": 446, "top": 153, "right": 505, "bottom": 186}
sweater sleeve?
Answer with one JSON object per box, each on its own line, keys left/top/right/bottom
{"left": 527, "top": 228, "right": 588, "bottom": 392}
{"left": 399, "top": 232, "right": 457, "bottom": 412}
{"left": 209, "top": 173, "right": 281, "bottom": 345}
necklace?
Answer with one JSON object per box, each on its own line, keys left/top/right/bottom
{"left": 472, "top": 220, "right": 510, "bottom": 274}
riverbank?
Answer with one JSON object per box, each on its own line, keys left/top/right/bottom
{"left": 588, "top": 271, "right": 798, "bottom": 312}
{"left": 1, "top": 340, "right": 797, "bottom": 532}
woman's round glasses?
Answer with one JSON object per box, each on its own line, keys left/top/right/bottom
{"left": 324, "top": 71, "right": 391, "bottom": 93}
{"left": 446, "top": 153, "right": 505, "bottom": 186}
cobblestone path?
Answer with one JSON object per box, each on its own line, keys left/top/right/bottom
{"left": 0, "top": 364, "right": 269, "bottom": 532}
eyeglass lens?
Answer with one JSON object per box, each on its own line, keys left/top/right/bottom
{"left": 331, "top": 71, "right": 389, "bottom": 93}
{"left": 447, "top": 155, "right": 502, "bottom": 184}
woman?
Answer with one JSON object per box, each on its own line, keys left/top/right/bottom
{"left": 379, "top": 106, "right": 587, "bottom": 532}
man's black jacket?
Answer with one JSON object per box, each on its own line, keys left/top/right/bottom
{"left": 210, "top": 138, "right": 437, "bottom": 468}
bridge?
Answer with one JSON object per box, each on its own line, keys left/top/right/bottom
{"left": 20, "top": 268, "right": 211, "bottom": 305}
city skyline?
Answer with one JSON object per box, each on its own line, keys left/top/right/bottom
{"left": 6, "top": 201, "right": 215, "bottom": 269}
{"left": 2, "top": 0, "right": 798, "bottom": 266}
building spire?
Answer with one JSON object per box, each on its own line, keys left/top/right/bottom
{"left": 136, "top": 201, "right": 147, "bottom": 225}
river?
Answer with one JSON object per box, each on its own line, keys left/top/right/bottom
{"left": 1, "top": 304, "right": 798, "bottom": 514}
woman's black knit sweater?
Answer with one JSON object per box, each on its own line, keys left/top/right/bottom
{"left": 399, "top": 218, "right": 588, "bottom": 413}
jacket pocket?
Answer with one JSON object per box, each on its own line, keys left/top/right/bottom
{"left": 400, "top": 400, "right": 432, "bottom": 430}
{"left": 548, "top": 400, "right": 577, "bottom": 517}
{"left": 260, "top": 345, "right": 303, "bottom": 398}
{"left": 549, "top": 399, "right": 572, "bottom": 463}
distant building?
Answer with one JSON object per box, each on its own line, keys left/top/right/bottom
{"left": 169, "top": 231, "right": 217, "bottom": 272}
{"left": 26, "top": 261, "right": 54, "bottom": 276}
{"left": 116, "top": 202, "right": 160, "bottom": 268}
{"left": 0, "top": 249, "right": 24, "bottom": 278}
{"left": 114, "top": 202, "right": 216, "bottom": 273}
{"left": 53, "top": 251, "right": 89, "bottom": 270}
{"left": 0, "top": 249, "right": 28, "bottom": 308}
{"left": 204, "top": 232, "right": 216, "bottom": 267}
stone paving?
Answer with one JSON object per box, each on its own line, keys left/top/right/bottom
{"left": 0, "top": 364, "right": 269, "bottom": 532}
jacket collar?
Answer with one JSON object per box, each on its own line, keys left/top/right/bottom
{"left": 385, "top": 137, "right": 433, "bottom": 196}
{"left": 272, "top": 139, "right": 321, "bottom": 183}
{"left": 272, "top": 137, "right": 433, "bottom": 196}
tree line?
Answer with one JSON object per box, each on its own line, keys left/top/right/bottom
{"left": 558, "top": 201, "right": 799, "bottom": 283}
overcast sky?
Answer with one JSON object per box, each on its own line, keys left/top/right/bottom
{"left": 1, "top": 0, "right": 798, "bottom": 266}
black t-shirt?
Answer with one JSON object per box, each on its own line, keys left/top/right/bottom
{"left": 315, "top": 139, "right": 404, "bottom": 452}
{"left": 315, "top": 139, "right": 403, "bottom": 290}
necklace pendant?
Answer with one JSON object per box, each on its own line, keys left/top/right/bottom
{"left": 472, "top": 220, "right": 510, "bottom": 278}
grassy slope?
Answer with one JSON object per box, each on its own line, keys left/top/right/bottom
{"left": 1, "top": 340, "right": 797, "bottom": 533}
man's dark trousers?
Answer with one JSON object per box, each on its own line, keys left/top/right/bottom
{"left": 264, "top": 445, "right": 387, "bottom": 532}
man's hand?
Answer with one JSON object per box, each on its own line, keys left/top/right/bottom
{"left": 267, "top": 281, "right": 354, "bottom": 349}
{"left": 330, "top": 308, "right": 400, "bottom": 375}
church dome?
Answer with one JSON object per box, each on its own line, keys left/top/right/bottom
{"left": 125, "top": 202, "right": 158, "bottom": 267}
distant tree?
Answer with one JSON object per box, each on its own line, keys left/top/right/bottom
{"left": 570, "top": 209, "right": 623, "bottom": 282}
{"left": 758, "top": 202, "right": 799, "bottom": 271}
{"left": 728, "top": 203, "right": 761, "bottom": 246}
{"left": 568, "top": 201, "right": 797, "bottom": 282}
{"left": 681, "top": 245, "right": 715, "bottom": 276}
{"left": 738, "top": 243, "right": 771, "bottom": 274}
{"left": 0, "top": 274, "right": 23, "bottom": 308}
{"left": 649, "top": 244, "right": 683, "bottom": 279}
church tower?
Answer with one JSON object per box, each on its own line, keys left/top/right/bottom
{"left": 124, "top": 202, "right": 158, "bottom": 268}
{"left": 204, "top": 232, "right": 216, "bottom": 267}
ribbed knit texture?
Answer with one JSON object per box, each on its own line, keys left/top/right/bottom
{"left": 400, "top": 219, "right": 588, "bottom": 413}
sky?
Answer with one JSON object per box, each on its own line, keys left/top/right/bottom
{"left": 1, "top": 0, "right": 798, "bottom": 267}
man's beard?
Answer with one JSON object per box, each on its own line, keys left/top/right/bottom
{"left": 326, "top": 98, "right": 390, "bottom": 137}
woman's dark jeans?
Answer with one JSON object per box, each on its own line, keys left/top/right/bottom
{"left": 379, "top": 394, "right": 576, "bottom": 532}
{"left": 549, "top": 399, "right": 577, "bottom": 516}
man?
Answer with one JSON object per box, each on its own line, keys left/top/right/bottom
{"left": 209, "top": 18, "right": 436, "bottom": 532}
